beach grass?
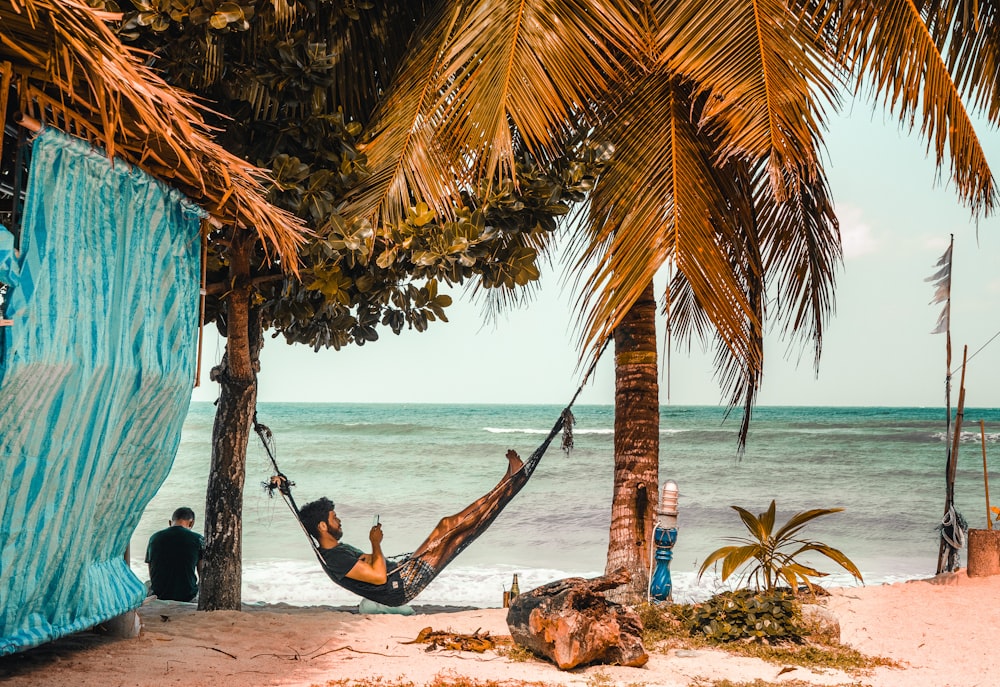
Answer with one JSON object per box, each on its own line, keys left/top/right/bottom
{"left": 636, "top": 602, "right": 900, "bottom": 675}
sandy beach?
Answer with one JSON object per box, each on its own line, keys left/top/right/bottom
{"left": 2, "top": 570, "right": 998, "bottom": 687}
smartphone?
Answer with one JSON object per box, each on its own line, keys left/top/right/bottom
{"left": 372, "top": 514, "right": 380, "bottom": 527}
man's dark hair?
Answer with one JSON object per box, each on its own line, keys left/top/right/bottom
{"left": 299, "top": 497, "right": 335, "bottom": 540}
{"left": 171, "top": 507, "right": 195, "bottom": 522}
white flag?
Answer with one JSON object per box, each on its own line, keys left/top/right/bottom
{"left": 926, "top": 242, "right": 952, "bottom": 335}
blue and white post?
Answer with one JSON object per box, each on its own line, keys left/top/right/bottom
{"left": 649, "top": 480, "right": 679, "bottom": 602}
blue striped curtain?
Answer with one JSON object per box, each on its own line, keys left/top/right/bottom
{"left": 0, "top": 128, "right": 203, "bottom": 655}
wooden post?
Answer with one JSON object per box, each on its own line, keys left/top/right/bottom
{"left": 982, "top": 420, "right": 992, "bottom": 531}
{"left": 938, "top": 345, "right": 967, "bottom": 574}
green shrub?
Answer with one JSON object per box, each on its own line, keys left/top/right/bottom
{"left": 682, "top": 589, "right": 803, "bottom": 643}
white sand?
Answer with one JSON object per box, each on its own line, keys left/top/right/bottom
{"left": 1, "top": 570, "right": 997, "bottom": 687}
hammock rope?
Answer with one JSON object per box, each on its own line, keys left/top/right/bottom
{"left": 255, "top": 337, "right": 610, "bottom": 604}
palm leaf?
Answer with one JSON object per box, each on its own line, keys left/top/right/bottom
{"left": 733, "top": 504, "right": 771, "bottom": 543}
{"left": 759, "top": 500, "right": 778, "bottom": 537}
{"left": 830, "top": 0, "right": 996, "bottom": 214}
{"left": 778, "top": 561, "right": 826, "bottom": 589}
{"left": 707, "top": 161, "right": 765, "bottom": 449}
{"left": 790, "top": 541, "right": 864, "bottom": 581}
{"left": 773, "top": 507, "right": 844, "bottom": 541}
{"left": 656, "top": 0, "right": 840, "bottom": 198}
{"left": 349, "top": 0, "right": 642, "bottom": 229}
{"left": 429, "top": 0, "right": 640, "bottom": 184}
{"left": 572, "top": 73, "right": 760, "bottom": 368}
{"left": 698, "top": 544, "right": 760, "bottom": 581}
{"left": 756, "top": 164, "right": 842, "bottom": 371}
{"left": 917, "top": 0, "right": 1000, "bottom": 123}
{"left": 342, "top": 0, "right": 465, "bottom": 229}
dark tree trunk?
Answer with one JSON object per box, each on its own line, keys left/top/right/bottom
{"left": 198, "top": 232, "right": 263, "bottom": 611}
{"left": 605, "top": 282, "right": 659, "bottom": 604}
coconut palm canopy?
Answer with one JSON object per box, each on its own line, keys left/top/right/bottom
{"left": 0, "top": 0, "right": 306, "bottom": 263}
{"left": 346, "top": 0, "right": 999, "bottom": 416}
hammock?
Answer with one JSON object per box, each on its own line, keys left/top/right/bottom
{"left": 257, "top": 345, "right": 607, "bottom": 606}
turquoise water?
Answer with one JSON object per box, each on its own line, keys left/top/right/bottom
{"left": 129, "top": 403, "right": 1000, "bottom": 607}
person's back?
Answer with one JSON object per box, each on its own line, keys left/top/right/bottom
{"left": 146, "top": 507, "right": 204, "bottom": 602}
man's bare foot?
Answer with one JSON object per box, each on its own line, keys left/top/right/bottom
{"left": 505, "top": 449, "right": 524, "bottom": 477}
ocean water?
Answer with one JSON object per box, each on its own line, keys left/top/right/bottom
{"left": 129, "top": 403, "right": 1000, "bottom": 608}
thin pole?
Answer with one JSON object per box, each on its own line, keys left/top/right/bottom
{"left": 936, "top": 235, "right": 954, "bottom": 574}
{"left": 195, "top": 227, "right": 207, "bottom": 387}
{"left": 938, "top": 345, "right": 967, "bottom": 573}
{"left": 982, "top": 420, "right": 992, "bottom": 531}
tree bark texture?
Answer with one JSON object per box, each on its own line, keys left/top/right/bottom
{"left": 605, "top": 282, "right": 660, "bottom": 604}
{"left": 199, "top": 232, "right": 262, "bottom": 611}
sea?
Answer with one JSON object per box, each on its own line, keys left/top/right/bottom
{"left": 128, "top": 403, "right": 1000, "bottom": 608}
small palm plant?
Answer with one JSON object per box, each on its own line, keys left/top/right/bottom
{"left": 698, "top": 500, "right": 863, "bottom": 593}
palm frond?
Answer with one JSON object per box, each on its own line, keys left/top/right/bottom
{"left": 778, "top": 561, "right": 826, "bottom": 589}
{"left": 656, "top": 0, "right": 840, "bottom": 197}
{"left": 697, "top": 544, "right": 760, "bottom": 580}
{"left": 757, "top": 163, "right": 842, "bottom": 371}
{"left": 342, "top": 0, "right": 466, "bottom": 229}
{"left": 319, "top": 1, "right": 437, "bottom": 124}
{"left": 733, "top": 504, "right": 771, "bottom": 542}
{"left": 572, "top": 73, "right": 760, "bottom": 372}
{"left": 430, "top": 0, "right": 638, "bottom": 187}
{"left": 833, "top": 0, "right": 996, "bottom": 214}
{"left": 663, "top": 269, "right": 714, "bottom": 351}
{"left": 789, "top": 541, "right": 864, "bottom": 581}
{"left": 917, "top": 0, "right": 1000, "bottom": 123}
{"left": 773, "top": 507, "right": 844, "bottom": 541}
{"left": 708, "top": 158, "right": 765, "bottom": 449}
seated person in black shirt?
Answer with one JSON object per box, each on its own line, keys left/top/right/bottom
{"left": 145, "top": 506, "right": 205, "bottom": 602}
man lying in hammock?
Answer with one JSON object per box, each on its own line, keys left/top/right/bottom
{"left": 298, "top": 449, "right": 527, "bottom": 606}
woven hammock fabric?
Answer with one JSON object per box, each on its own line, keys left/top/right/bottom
{"left": 0, "top": 128, "right": 203, "bottom": 655}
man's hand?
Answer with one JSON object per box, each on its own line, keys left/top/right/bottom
{"left": 345, "top": 524, "right": 388, "bottom": 585}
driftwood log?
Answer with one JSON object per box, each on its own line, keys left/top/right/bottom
{"left": 505, "top": 568, "right": 648, "bottom": 670}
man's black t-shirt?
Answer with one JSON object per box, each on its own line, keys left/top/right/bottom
{"left": 145, "top": 525, "right": 204, "bottom": 602}
{"left": 320, "top": 542, "right": 406, "bottom": 606}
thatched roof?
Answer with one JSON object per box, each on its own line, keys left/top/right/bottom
{"left": 0, "top": 0, "right": 306, "bottom": 266}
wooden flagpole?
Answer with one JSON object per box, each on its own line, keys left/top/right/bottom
{"left": 938, "top": 345, "right": 967, "bottom": 573}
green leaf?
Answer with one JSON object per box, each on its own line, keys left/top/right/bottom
{"left": 407, "top": 202, "right": 436, "bottom": 227}
{"left": 215, "top": 1, "right": 243, "bottom": 21}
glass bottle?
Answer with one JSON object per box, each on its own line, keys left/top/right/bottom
{"left": 509, "top": 573, "right": 520, "bottom": 599}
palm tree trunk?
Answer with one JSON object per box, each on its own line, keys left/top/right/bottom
{"left": 198, "top": 231, "right": 262, "bottom": 611}
{"left": 605, "top": 281, "right": 659, "bottom": 604}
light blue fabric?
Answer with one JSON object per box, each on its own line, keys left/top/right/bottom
{"left": 0, "top": 128, "right": 204, "bottom": 655}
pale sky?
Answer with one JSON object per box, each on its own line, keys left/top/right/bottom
{"left": 193, "top": 100, "right": 1000, "bottom": 409}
